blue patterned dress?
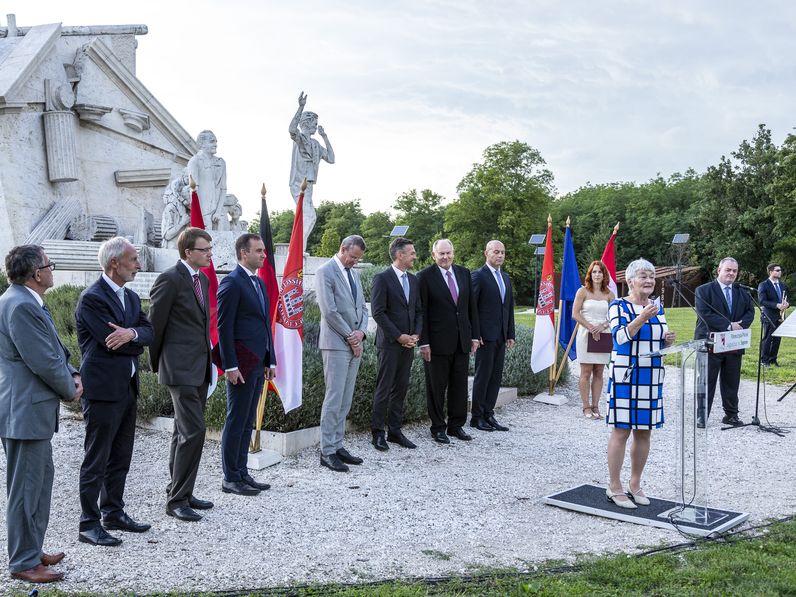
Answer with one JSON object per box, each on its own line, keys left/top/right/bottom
{"left": 606, "top": 299, "right": 669, "bottom": 429}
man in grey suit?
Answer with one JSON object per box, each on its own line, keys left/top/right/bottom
{"left": 316, "top": 235, "right": 368, "bottom": 472}
{"left": 0, "top": 245, "right": 81, "bottom": 583}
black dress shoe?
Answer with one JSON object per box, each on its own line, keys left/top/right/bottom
{"left": 188, "top": 496, "right": 214, "bottom": 510}
{"left": 336, "top": 448, "right": 363, "bottom": 465}
{"left": 166, "top": 505, "right": 202, "bottom": 522}
{"left": 722, "top": 414, "right": 744, "bottom": 426}
{"left": 470, "top": 417, "right": 495, "bottom": 432}
{"left": 320, "top": 453, "right": 349, "bottom": 472}
{"left": 432, "top": 431, "right": 450, "bottom": 444}
{"left": 242, "top": 474, "right": 271, "bottom": 490}
{"left": 372, "top": 432, "right": 390, "bottom": 451}
{"left": 447, "top": 426, "right": 473, "bottom": 441}
{"left": 102, "top": 512, "right": 151, "bottom": 533}
{"left": 486, "top": 415, "right": 509, "bottom": 431}
{"left": 221, "top": 479, "right": 260, "bottom": 496}
{"left": 696, "top": 418, "right": 706, "bottom": 429}
{"left": 387, "top": 431, "right": 417, "bottom": 449}
{"left": 78, "top": 527, "right": 122, "bottom": 547}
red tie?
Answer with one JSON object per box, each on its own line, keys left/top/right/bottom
{"left": 193, "top": 274, "right": 205, "bottom": 308}
{"left": 446, "top": 270, "right": 458, "bottom": 304}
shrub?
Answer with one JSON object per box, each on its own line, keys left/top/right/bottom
{"left": 0, "top": 271, "right": 8, "bottom": 296}
{"left": 357, "top": 264, "right": 378, "bottom": 302}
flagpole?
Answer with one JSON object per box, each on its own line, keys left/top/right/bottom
{"left": 251, "top": 183, "right": 270, "bottom": 453}
{"left": 550, "top": 216, "right": 572, "bottom": 394}
{"left": 554, "top": 324, "right": 579, "bottom": 386}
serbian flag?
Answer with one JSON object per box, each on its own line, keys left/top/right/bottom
{"left": 272, "top": 192, "right": 304, "bottom": 413}
{"left": 189, "top": 188, "right": 220, "bottom": 352}
{"left": 601, "top": 223, "right": 619, "bottom": 297}
{"left": 558, "top": 222, "right": 580, "bottom": 360}
{"left": 531, "top": 217, "right": 556, "bottom": 373}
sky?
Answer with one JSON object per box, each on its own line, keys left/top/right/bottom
{"left": 8, "top": 1, "right": 796, "bottom": 222}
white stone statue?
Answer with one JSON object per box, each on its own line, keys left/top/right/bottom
{"left": 160, "top": 173, "right": 191, "bottom": 248}
{"left": 289, "top": 91, "right": 335, "bottom": 251}
{"left": 187, "top": 130, "right": 228, "bottom": 231}
{"left": 225, "top": 194, "right": 246, "bottom": 233}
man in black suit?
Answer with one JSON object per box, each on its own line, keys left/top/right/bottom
{"left": 75, "top": 237, "right": 154, "bottom": 547}
{"left": 149, "top": 228, "right": 214, "bottom": 522}
{"left": 471, "top": 240, "right": 515, "bottom": 433}
{"left": 758, "top": 263, "right": 789, "bottom": 366}
{"left": 370, "top": 237, "right": 422, "bottom": 451}
{"left": 418, "top": 239, "right": 479, "bottom": 444}
{"left": 217, "top": 234, "right": 276, "bottom": 496}
{"left": 695, "top": 257, "right": 755, "bottom": 426}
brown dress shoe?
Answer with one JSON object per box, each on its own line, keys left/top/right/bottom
{"left": 41, "top": 551, "right": 65, "bottom": 566}
{"left": 10, "top": 563, "right": 64, "bottom": 583}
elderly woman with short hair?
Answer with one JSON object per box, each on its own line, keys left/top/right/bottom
{"left": 605, "top": 259, "right": 675, "bottom": 509}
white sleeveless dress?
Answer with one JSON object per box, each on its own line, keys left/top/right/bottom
{"left": 576, "top": 298, "right": 611, "bottom": 365}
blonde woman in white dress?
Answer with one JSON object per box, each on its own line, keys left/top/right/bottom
{"left": 572, "top": 260, "right": 615, "bottom": 419}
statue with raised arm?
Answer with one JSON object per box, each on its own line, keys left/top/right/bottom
{"left": 187, "top": 130, "right": 228, "bottom": 231}
{"left": 160, "top": 173, "right": 191, "bottom": 248}
{"left": 289, "top": 91, "right": 335, "bottom": 252}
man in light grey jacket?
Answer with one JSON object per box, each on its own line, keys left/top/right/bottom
{"left": 0, "top": 245, "right": 81, "bottom": 583}
{"left": 316, "top": 235, "right": 368, "bottom": 472}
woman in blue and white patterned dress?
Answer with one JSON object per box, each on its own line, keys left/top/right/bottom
{"left": 605, "top": 259, "right": 676, "bottom": 509}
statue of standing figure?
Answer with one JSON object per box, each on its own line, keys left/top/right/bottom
{"left": 289, "top": 91, "right": 335, "bottom": 252}
{"left": 187, "top": 129, "right": 228, "bottom": 231}
{"left": 160, "top": 173, "right": 191, "bottom": 248}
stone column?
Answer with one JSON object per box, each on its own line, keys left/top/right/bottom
{"left": 25, "top": 197, "right": 82, "bottom": 244}
{"left": 42, "top": 110, "right": 79, "bottom": 182}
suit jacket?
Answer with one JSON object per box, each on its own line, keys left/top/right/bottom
{"left": 695, "top": 280, "right": 755, "bottom": 353}
{"left": 217, "top": 264, "right": 276, "bottom": 372}
{"left": 75, "top": 276, "right": 154, "bottom": 401}
{"left": 418, "top": 264, "right": 479, "bottom": 355}
{"left": 370, "top": 267, "right": 422, "bottom": 349}
{"left": 472, "top": 264, "right": 515, "bottom": 343}
{"left": 315, "top": 257, "right": 368, "bottom": 351}
{"left": 0, "top": 284, "right": 77, "bottom": 440}
{"left": 758, "top": 279, "right": 787, "bottom": 326}
{"left": 148, "top": 262, "right": 212, "bottom": 386}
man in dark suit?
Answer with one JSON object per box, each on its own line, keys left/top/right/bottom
{"left": 695, "top": 257, "right": 755, "bottom": 426}
{"left": 471, "top": 240, "right": 515, "bottom": 432}
{"left": 75, "top": 237, "right": 154, "bottom": 546}
{"left": 758, "top": 263, "right": 789, "bottom": 367}
{"left": 418, "top": 239, "right": 479, "bottom": 444}
{"left": 370, "top": 237, "right": 422, "bottom": 451}
{"left": 0, "top": 245, "right": 80, "bottom": 583}
{"left": 217, "top": 234, "right": 276, "bottom": 495}
{"left": 149, "top": 227, "right": 214, "bottom": 522}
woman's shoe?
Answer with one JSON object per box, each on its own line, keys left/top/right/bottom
{"left": 627, "top": 489, "right": 650, "bottom": 506}
{"left": 582, "top": 407, "right": 594, "bottom": 418}
{"left": 606, "top": 487, "right": 637, "bottom": 509}
{"left": 591, "top": 402, "right": 602, "bottom": 419}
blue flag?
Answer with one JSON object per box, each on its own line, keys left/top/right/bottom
{"left": 559, "top": 226, "right": 581, "bottom": 360}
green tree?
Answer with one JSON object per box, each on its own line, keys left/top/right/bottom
{"left": 360, "top": 211, "right": 394, "bottom": 266}
{"left": 318, "top": 227, "right": 340, "bottom": 257}
{"left": 770, "top": 132, "right": 796, "bottom": 290}
{"left": 392, "top": 189, "right": 446, "bottom": 266}
{"left": 250, "top": 210, "right": 295, "bottom": 243}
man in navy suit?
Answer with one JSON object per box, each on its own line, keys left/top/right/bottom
{"left": 75, "top": 237, "right": 154, "bottom": 546}
{"left": 217, "top": 234, "right": 276, "bottom": 495}
{"left": 695, "top": 257, "right": 755, "bottom": 426}
{"left": 418, "top": 239, "right": 479, "bottom": 444}
{"left": 471, "top": 240, "right": 515, "bottom": 432}
{"left": 758, "top": 263, "right": 789, "bottom": 366}
{"left": 370, "top": 237, "right": 422, "bottom": 451}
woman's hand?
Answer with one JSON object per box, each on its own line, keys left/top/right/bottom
{"left": 641, "top": 304, "right": 658, "bottom": 321}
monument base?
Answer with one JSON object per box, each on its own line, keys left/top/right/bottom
{"left": 533, "top": 393, "right": 568, "bottom": 405}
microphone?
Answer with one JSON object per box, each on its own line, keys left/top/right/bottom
{"left": 734, "top": 283, "right": 756, "bottom": 292}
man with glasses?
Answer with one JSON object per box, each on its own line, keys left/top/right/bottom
{"left": 758, "top": 263, "right": 789, "bottom": 367}
{"left": 149, "top": 228, "right": 215, "bottom": 521}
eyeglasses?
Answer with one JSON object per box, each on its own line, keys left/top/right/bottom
{"left": 773, "top": 268, "right": 782, "bottom": 272}
{"left": 189, "top": 246, "right": 213, "bottom": 253}
{"left": 36, "top": 262, "right": 56, "bottom": 271}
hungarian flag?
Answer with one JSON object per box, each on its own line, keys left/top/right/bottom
{"left": 272, "top": 192, "right": 304, "bottom": 413}
{"left": 189, "top": 188, "right": 220, "bottom": 352}
{"left": 600, "top": 223, "right": 619, "bottom": 297}
{"left": 558, "top": 222, "right": 580, "bottom": 360}
{"left": 531, "top": 217, "right": 556, "bottom": 373}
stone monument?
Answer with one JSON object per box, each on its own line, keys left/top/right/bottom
{"left": 186, "top": 129, "right": 228, "bottom": 231}
{"left": 160, "top": 173, "right": 191, "bottom": 248}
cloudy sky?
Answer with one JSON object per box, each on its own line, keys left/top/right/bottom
{"left": 10, "top": 1, "right": 796, "bottom": 220}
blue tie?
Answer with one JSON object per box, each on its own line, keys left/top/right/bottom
{"left": 724, "top": 286, "right": 732, "bottom": 311}
{"left": 495, "top": 269, "right": 506, "bottom": 302}
{"left": 250, "top": 275, "right": 267, "bottom": 316}
{"left": 42, "top": 303, "right": 54, "bottom": 324}
{"left": 401, "top": 273, "right": 410, "bottom": 302}
{"left": 775, "top": 282, "right": 782, "bottom": 301}
{"left": 346, "top": 268, "right": 357, "bottom": 302}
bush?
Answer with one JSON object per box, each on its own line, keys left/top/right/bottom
{"left": 0, "top": 271, "right": 8, "bottom": 296}
{"left": 357, "top": 264, "right": 378, "bottom": 302}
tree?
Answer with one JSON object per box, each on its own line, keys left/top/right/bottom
{"left": 247, "top": 209, "right": 294, "bottom": 243}
{"left": 360, "top": 211, "right": 394, "bottom": 266}
{"left": 771, "top": 132, "right": 796, "bottom": 290}
{"left": 392, "top": 189, "right": 446, "bottom": 266}
{"left": 318, "top": 227, "right": 341, "bottom": 257}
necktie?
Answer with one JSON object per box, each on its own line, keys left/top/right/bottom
{"left": 116, "top": 287, "right": 125, "bottom": 311}
{"left": 446, "top": 270, "right": 458, "bottom": 303}
{"left": 193, "top": 274, "right": 205, "bottom": 308}
{"left": 724, "top": 285, "right": 732, "bottom": 311}
{"left": 495, "top": 269, "right": 506, "bottom": 302}
{"left": 250, "top": 275, "right": 267, "bottom": 316}
{"left": 401, "top": 273, "right": 410, "bottom": 302}
{"left": 775, "top": 282, "right": 782, "bottom": 301}
{"left": 42, "top": 303, "right": 54, "bottom": 324}
{"left": 346, "top": 268, "right": 357, "bottom": 302}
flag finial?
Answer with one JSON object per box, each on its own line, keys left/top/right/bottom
{"left": 189, "top": 175, "right": 196, "bottom": 191}
{"left": 300, "top": 177, "right": 308, "bottom": 192}
{"left": 566, "top": 216, "right": 571, "bottom": 227}
{"left": 261, "top": 183, "right": 267, "bottom": 199}
{"left": 547, "top": 214, "right": 552, "bottom": 226}
{"left": 613, "top": 222, "right": 620, "bottom": 235}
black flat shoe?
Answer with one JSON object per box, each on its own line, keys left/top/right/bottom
{"left": 320, "top": 453, "right": 349, "bottom": 472}
{"left": 166, "top": 505, "right": 202, "bottom": 522}
{"left": 102, "top": 512, "right": 150, "bottom": 533}
{"left": 470, "top": 418, "right": 495, "bottom": 432}
{"left": 447, "top": 427, "right": 473, "bottom": 441}
{"left": 387, "top": 431, "right": 417, "bottom": 449}
{"left": 722, "top": 415, "right": 744, "bottom": 426}
{"left": 189, "top": 496, "right": 214, "bottom": 510}
{"left": 432, "top": 431, "right": 450, "bottom": 444}
{"left": 78, "top": 527, "right": 122, "bottom": 546}
{"left": 486, "top": 415, "right": 509, "bottom": 431}
{"left": 221, "top": 480, "right": 260, "bottom": 496}
{"left": 242, "top": 474, "right": 271, "bottom": 491}
{"left": 336, "top": 448, "right": 363, "bottom": 465}
{"left": 372, "top": 432, "right": 389, "bottom": 451}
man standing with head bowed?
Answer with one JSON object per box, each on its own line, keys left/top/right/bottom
{"left": 758, "top": 263, "right": 789, "bottom": 367}
{"left": 370, "top": 237, "right": 422, "bottom": 451}
{"left": 418, "top": 239, "right": 480, "bottom": 444}
{"left": 316, "top": 235, "right": 368, "bottom": 472}
{"left": 471, "top": 240, "right": 515, "bottom": 432}
{"left": 149, "top": 228, "right": 215, "bottom": 522}
{"left": 216, "top": 233, "right": 276, "bottom": 495}
{"left": 75, "top": 237, "right": 154, "bottom": 547}
{"left": 0, "top": 245, "right": 81, "bottom": 583}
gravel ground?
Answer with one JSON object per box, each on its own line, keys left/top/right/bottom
{"left": 1, "top": 364, "right": 795, "bottom": 594}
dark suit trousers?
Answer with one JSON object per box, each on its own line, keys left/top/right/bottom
{"left": 2, "top": 438, "right": 53, "bottom": 572}
{"left": 762, "top": 317, "right": 782, "bottom": 365}
{"left": 701, "top": 351, "right": 742, "bottom": 417}
{"left": 424, "top": 351, "right": 469, "bottom": 433}
{"left": 167, "top": 383, "right": 208, "bottom": 509}
{"left": 472, "top": 340, "right": 506, "bottom": 419}
{"left": 222, "top": 371, "right": 264, "bottom": 482}
{"left": 371, "top": 347, "right": 413, "bottom": 433}
{"left": 79, "top": 380, "right": 137, "bottom": 530}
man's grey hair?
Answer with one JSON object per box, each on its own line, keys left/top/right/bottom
{"left": 625, "top": 258, "right": 655, "bottom": 283}
{"left": 98, "top": 237, "right": 134, "bottom": 271}
{"left": 340, "top": 235, "right": 366, "bottom": 251}
{"left": 432, "top": 238, "right": 453, "bottom": 252}
{"left": 718, "top": 257, "right": 738, "bottom": 268}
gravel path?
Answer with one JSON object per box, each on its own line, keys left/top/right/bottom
{"left": 1, "top": 365, "right": 794, "bottom": 594}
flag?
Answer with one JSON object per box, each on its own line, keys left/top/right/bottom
{"left": 558, "top": 222, "right": 580, "bottom": 360}
{"left": 272, "top": 193, "right": 304, "bottom": 413}
{"left": 257, "top": 188, "right": 279, "bottom": 325}
{"left": 601, "top": 223, "right": 619, "bottom": 297}
{"left": 531, "top": 218, "right": 556, "bottom": 373}
{"left": 189, "top": 188, "right": 220, "bottom": 352}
